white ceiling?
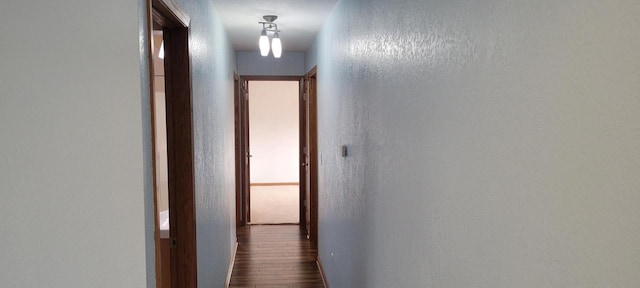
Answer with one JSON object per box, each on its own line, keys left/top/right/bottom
{"left": 210, "top": 0, "right": 341, "bottom": 52}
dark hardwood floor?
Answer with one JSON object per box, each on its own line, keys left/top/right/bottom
{"left": 228, "top": 225, "right": 325, "bottom": 288}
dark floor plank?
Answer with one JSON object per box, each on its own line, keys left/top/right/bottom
{"left": 229, "top": 225, "right": 325, "bottom": 288}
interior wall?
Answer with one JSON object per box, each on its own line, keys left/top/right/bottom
{"left": 248, "top": 81, "right": 300, "bottom": 183}
{"left": 0, "top": 0, "right": 238, "bottom": 287}
{"left": 139, "top": 0, "right": 155, "bottom": 285}
{"left": 237, "top": 51, "right": 305, "bottom": 76}
{"left": 170, "top": 0, "right": 238, "bottom": 287}
{"left": 0, "top": 0, "right": 150, "bottom": 287}
{"left": 306, "top": 0, "right": 640, "bottom": 287}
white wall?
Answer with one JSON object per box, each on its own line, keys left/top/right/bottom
{"left": 237, "top": 51, "right": 305, "bottom": 76}
{"left": 306, "top": 0, "right": 640, "bottom": 287}
{"left": 0, "top": 0, "right": 150, "bottom": 287}
{"left": 0, "top": 0, "right": 238, "bottom": 287}
{"left": 249, "top": 81, "right": 299, "bottom": 183}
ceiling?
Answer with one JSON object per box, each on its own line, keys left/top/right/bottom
{"left": 210, "top": 0, "right": 341, "bottom": 52}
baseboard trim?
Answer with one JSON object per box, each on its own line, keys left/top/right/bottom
{"left": 225, "top": 241, "right": 239, "bottom": 288}
{"left": 317, "top": 256, "right": 330, "bottom": 288}
{"left": 250, "top": 182, "right": 299, "bottom": 186}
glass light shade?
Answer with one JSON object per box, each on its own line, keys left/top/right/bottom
{"left": 158, "top": 40, "right": 165, "bottom": 59}
{"left": 259, "top": 29, "right": 270, "bottom": 57}
{"left": 271, "top": 33, "right": 282, "bottom": 58}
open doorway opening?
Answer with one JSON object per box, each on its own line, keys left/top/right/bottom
{"left": 234, "top": 74, "right": 318, "bottom": 239}
{"left": 147, "top": 0, "right": 196, "bottom": 287}
{"left": 248, "top": 80, "right": 300, "bottom": 224}
{"left": 151, "top": 29, "right": 172, "bottom": 288}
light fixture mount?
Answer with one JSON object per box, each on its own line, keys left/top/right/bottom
{"left": 258, "top": 15, "right": 282, "bottom": 58}
{"left": 262, "top": 15, "right": 277, "bottom": 23}
{"left": 259, "top": 15, "right": 280, "bottom": 32}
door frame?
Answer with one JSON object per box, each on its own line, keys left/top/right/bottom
{"left": 146, "top": 0, "right": 197, "bottom": 287}
{"left": 239, "top": 77, "right": 251, "bottom": 226}
{"left": 233, "top": 72, "right": 242, "bottom": 227}
{"left": 301, "top": 66, "right": 319, "bottom": 242}
{"left": 235, "top": 75, "right": 305, "bottom": 228}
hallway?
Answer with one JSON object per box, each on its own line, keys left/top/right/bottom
{"left": 3, "top": 0, "right": 640, "bottom": 287}
{"left": 228, "top": 225, "right": 325, "bottom": 287}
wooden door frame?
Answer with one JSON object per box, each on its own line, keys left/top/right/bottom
{"left": 233, "top": 72, "right": 242, "bottom": 227}
{"left": 239, "top": 78, "right": 250, "bottom": 225}
{"left": 302, "top": 66, "right": 319, "bottom": 242}
{"left": 298, "top": 76, "right": 306, "bottom": 230}
{"left": 235, "top": 75, "right": 304, "bottom": 229}
{"left": 146, "top": 0, "right": 197, "bottom": 287}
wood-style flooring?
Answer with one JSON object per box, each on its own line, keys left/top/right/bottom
{"left": 228, "top": 225, "right": 325, "bottom": 288}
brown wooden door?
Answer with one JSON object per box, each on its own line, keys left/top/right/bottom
{"left": 301, "top": 68, "right": 318, "bottom": 242}
{"left": 234, "top": 73, "right": 242, "bottom": 227}
{"left": 299, "top": 78, "right": 307, "bottom": 231}
{"left": 242, "top": 79, "right": 251, "bottom": 223}
{"left": 303, "top": 78, "right": 312, "bottom": 236}
{"left": 164, "top": 26, "right": 198, "bottom": 288}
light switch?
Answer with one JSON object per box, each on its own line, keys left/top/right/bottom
{"left": 341, "top": 145, "right": 348, "bottom": 157}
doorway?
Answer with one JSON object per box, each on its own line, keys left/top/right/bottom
{"left": 234, "top": 72, "right": 318, "bottom": 241}
{"left": 151, "top": 29, "right": 171, "bottom": 287}
{"left": 248, "top": 80, "right": 300, "bottom": 224}
{"left": 147, "top": 0, "right": 197, "bottom": 287}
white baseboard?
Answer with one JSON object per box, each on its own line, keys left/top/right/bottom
{"left": 317, "top": 256, "right": 329, "bottom": 288}
{"left": 225, "top": 242, "right": 239, "bottom": 288}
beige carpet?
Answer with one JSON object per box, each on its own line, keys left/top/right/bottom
{"left": 250, "top": 185, "right": 299, "bottom": 224}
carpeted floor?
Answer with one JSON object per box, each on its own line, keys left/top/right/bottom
{"left": 250, "top": 185, "right": 299, "bottom": 224}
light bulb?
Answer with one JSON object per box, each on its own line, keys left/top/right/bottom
{"left": 259, "top": 29, "right": 270, "bottom": 57}
{"left": 271, "top": 32, "right": 282, "bottom": 58}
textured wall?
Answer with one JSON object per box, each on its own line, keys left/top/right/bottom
{"left": 306, "top": 0, "right": 640, "bottom": 287}
{"left": 0, "top": 0, "right": 150, "bottom": 287}
{"left": 172, "top": 0, "right": 238, "bottom": 287}
{"left": 237, "top": 51, "right": 305, "bottom": 76}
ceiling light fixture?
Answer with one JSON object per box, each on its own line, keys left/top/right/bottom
{"left": 271, "top": 32, "right": 282, "bottom": 58}
{"left": 259, "top": 29, "right": 270, "bottom": 56}
{"left": 258, "top": 15, "right": 282, "bottom": 58}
